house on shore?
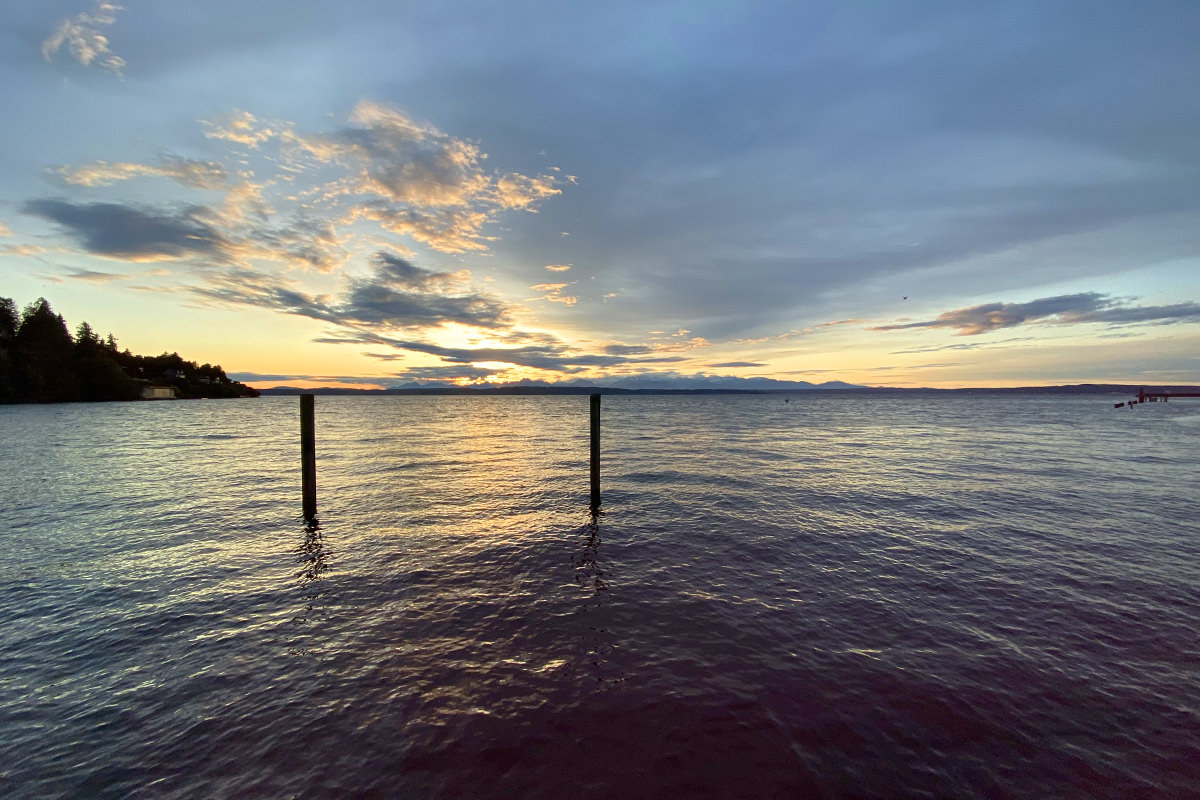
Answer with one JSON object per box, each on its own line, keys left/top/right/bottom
{"left": 141, "top": 385, "right": 176, "bottom": 400}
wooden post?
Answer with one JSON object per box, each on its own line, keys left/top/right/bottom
{"left": 300, "top": 394, "right": 317, "bottom": 520}
{"left": 590, "top": 392, "right": 601, "bottom": 513}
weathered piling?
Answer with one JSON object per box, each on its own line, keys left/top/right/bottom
{"left": 300, "top": 393, "right": 317, "bottom": 520}
{"left": 590, "top": 392, "right": 601, "bottom": 512}
{"left": 1117, "top": 388, "right": 1199, "bottom": 408}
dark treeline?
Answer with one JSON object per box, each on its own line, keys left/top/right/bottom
{"left": 0, "top": 296, "right": 258, "bottom": 404}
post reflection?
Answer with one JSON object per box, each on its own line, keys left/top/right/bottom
{"left": 292, "top": 517, "right": 330, "bottom": 627}
{"left": 574, "top": 509, "right": 624, "bottom": 684}
{"left": 574, "top": 511, "right": 607, "bottom": 593}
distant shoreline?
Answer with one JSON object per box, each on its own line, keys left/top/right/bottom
{"left": 256, "top": 383, "right": 1200, "bottom": 397}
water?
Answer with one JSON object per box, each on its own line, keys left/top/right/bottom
{"left": 1, "top": 394, "right": 1197, "bottom": 799}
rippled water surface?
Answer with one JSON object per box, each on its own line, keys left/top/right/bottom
{"left": 2, "top": 394, "right": 1198, "bottom": 798}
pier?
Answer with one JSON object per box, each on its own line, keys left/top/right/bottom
{"left": 1114, "top": 387, "right": 1200, "bottom": 408}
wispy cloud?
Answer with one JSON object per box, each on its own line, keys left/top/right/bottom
{"left": 603, "top": 344, "right": 652, "bottom": 356}
{"left": 648, "top": 329, "right": 710, "bottom": 352}
{"left": 0, "top": 244, "right": 47, "bottom": 257}
{"left": 226, "top": 372, "right": 384, "bottom": 387}
{"left": 41, "top": 1, "right": 126, "bottom": 76}
{"left": 65, "top": 269, "right": 127, "bottom": 282}
{"left": 326, "top": 102, "right": 561, "bottom": 253}
{"left": 389, "top": 364, "right": 503, "bottom": 383}
{"left": 544, "top": 264, "right": 572, "bottom": 272}
{"left": 193, "top": 251, "right": 513, "bottom": 332}
{"left": 54, "top": 157, "right": 228, "bottom": 190}
{"left": 196, "top": 101, "right": 564, "bottom": 254}
{"left": 202, "top": 111, "right": 280, "bottom": 149}
{"left": 338, "top": 332, "right": 676, "bottom": 372}
{"left": 303, "top": 324, "right": 691, "bottom": 374}
{"left": 529, "top": 281, "right": 577, "bottom": 305}
{"left": 706, "top": 361, "right": 766, "bottom": 368}
{"left": 872, "top": 293, "right": 1200, "bottom": 335}
{"left": 890, "top": 337, "right": 1035, "bottom": 354}
{"left": 729, "top": 320, "right": 864, "bottom": 346}
{"left": 863, "top": 363, "right": 961, "bottom": 372}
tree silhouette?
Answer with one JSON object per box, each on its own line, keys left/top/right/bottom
{"left": 0, "top": 297, "right": 17, "bottom": 402}
{"left": 14, "top": 298, "right": 78, "bottom": 402}
{"left": 74, "top": 319, "right": 138, "bottom": 401}
{"left": 0, "top": 297, "right": 16, "bottom": 340}
{"left": 1, "top": 293, "right": 257, "bottom": 404}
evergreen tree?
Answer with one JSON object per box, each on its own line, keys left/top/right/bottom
{"left": 74, "top": 319, "right": 137, "bottom": 401}
{"left": 75, "top": 321, "right": 100, "bottom": 355}
{"left": 0, "top": 297, "right": 16, "bottom": 341}
{"left": 0, "top": 297, "right": 16, "bottom": 401}
{"left": 14, "top": 298, "right": 78, "bottom": 402}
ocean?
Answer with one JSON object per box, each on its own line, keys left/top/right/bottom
{"left": 1, "top": 393, "right": 1197, "bottom": 799}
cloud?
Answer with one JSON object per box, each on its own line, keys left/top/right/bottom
{"left": 226, "top": 214, "right": 348, "bottom": 273}
{"left": 545, "top": 264, "right": 572, "bottom": 272}
{"left": 373, "top": 251, "right": 469, "bottom": 292}
{"left": 44, "top": 102, "right": 565, "bottom": 282}
{"left": 603, "top": 344, "right": 653, "bottom": 356}
{"left": 306, "top": 324, "right": 691, "bottom": 374}
{"left": 389, "top": 365, "right": 504, "bottom": 383}
{"left": 781, "top": 369, "right": 844, "bottom": 375}
{"left": 33, "top": 102, "right": 569, "bottom": 333}
{"left": 890, "top": 337, "right": 1036, "bottom": 354}
{"left": 230, "top": 367, "right": 839, "bottom": 391}
{"left": 649, "top": 331, "right": 710, "bottom": 352}
{"left": 225, "top": 372, "right": 382, "bottom": 387}
{"left": 0, "top": 244, "right": 47, "bottom": 256}
{"left": 24, "top": 192, "right": 349, "bottom": 272}
{"left": 54, "top": 157, "right": 228, "bottom": 190}
{"left": 529, "top": 281, "right": 578, "bottom": 305}
{"left": 306, "top": 101, "right": 489, "bottom": 206}
{"left": 506, "top": 371, "right": 847, "bottom": 391}
{"left": 493, "top": 172, "right": 561, "bottom": 210}
{"left": 707, "top": 361, "right": 766, "bottom": 368}
{"left": 41, "top": 1, "right": 126, "bottom": 76}
{"left": 202, "top": 111, "right": 283, "bottom": 149}
{"left": 65, "top": 269, "right": 126, "bottom": 282}
{"left": 862, "top": 363, "right": 961, "bottom": 372}
{"left": 1076, "top": 302, "right": 1200, "bottom": 326}
{"left": 194, "top": 251, "right": 513, "bottom": 332}
{"left": 353, "top": 335, "right": 619, "bottom": 372}
{"left": 24, "top": 199, "right": 228, "bottom": 261}
{"left": 339, "top": 254, "right": 509, "bottom": 329}
{"left": 0, "top": 220, "right": 10, "bottom": 236}
{"left": 443, "top": 2, "right": 1200, "bottom": 342}
{"left": 872, "top": 293, "right": 1200, "bottom": 335}
{"left": 295, "top": 100, "right": 563, "bottom": 253}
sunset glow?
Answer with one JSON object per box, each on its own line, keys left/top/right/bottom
{"left": 3, "top": 1, "right": 1198, "bottom": 389}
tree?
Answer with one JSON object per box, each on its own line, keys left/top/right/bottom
{"left": 0, "top": 297, "right": 15, "bottom": 402}
{"left": 0, "top": 297, "right": 16, "bottom": 341}
{"left": 75, "top": 321, "right": 101, "bottom": 357}
{"left": 73, "top": 319, "right": 137, "bottom": 401}
{"left": 14, "top": 298, "right": 78, "bottom": 402}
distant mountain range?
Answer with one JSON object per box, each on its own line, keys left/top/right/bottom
{"left": 256, "top": 381, "right": 1200, "bottom": 397}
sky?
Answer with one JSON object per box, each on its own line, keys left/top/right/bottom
{"left": 2, "top": 0, "right": 1198, "bottom": 389}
